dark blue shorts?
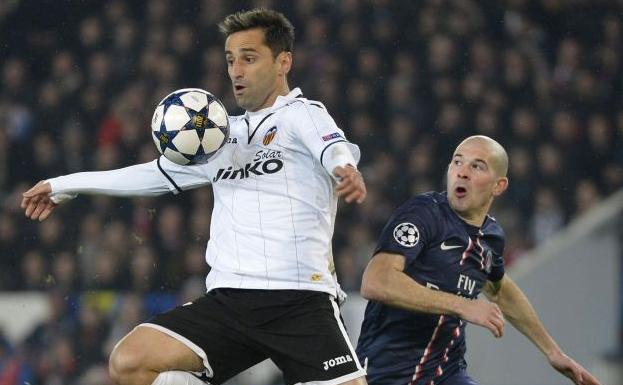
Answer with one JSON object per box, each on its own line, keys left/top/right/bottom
{"left": 364, "top": 364, "right": 477, "bottom": 385}
{"left": 440, "top": 369, "right": 479, "bottom": 385}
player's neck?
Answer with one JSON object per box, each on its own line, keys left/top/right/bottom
{"left": 455, "top": 203, "right": 491, "bottom": 228}
{"left": 253, "top": 81, "right": 290, "bottom": 111}
{"left": 457, "top": 212, "right": 486, "bottom": 228}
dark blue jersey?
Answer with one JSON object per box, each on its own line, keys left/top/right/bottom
{"left": 356, "top": 192, "right": 506, "bottom": 385}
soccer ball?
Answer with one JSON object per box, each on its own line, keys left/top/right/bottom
{"left": 151, "top": 88, "right": 229, "bottom": 165}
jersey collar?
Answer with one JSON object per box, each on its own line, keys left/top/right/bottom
{"left": 274, "top": 87, "right": 303, "bottom": 108}
{"left": 245, "top": 87, "right": 303, "bottom": 119}
{"left": 243, "top": 88, "right": 302, "bottom": 144}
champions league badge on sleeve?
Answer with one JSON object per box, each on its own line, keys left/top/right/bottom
{"left": 393, "top": 222, "right": 419, "bottom": 248}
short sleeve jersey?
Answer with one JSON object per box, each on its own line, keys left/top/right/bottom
{"left": 356, "top": 192, "right": 506, "bottom": 385}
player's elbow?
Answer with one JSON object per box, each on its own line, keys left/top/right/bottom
{"left": 360, "top": 269, "right": 389, "bottom": 302}
{"left": 360, "top": 254, "right": 404, "bottom": 303}
{"left": 360, "top": 280, "right": 382, "bottom": 302}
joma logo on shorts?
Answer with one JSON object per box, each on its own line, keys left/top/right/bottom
{"left": 323, "top": 354, "right": 353, "bottom": 371}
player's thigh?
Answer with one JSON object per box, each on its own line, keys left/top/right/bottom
{"left": 144, "top": 291, "right": 269, "bottom": 383}
{"left": 111, "top": 325, "right": 203, "bottom": 373}
{"left": 260, "top": 291, "right": 366, "bottom": 385}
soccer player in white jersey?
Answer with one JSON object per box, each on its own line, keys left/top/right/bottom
{"left": 21, "top": 9, "right": 369, "bottom": 385}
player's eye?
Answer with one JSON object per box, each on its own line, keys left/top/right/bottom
{"left": 245, "top": 56, "right": 256, "bottom": 63}
{"left": 225, "top": 57, "right": 234, "bottom": 65}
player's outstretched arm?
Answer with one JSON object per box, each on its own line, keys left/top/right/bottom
{"left": 333, "top": 165, "right": 366, "bottom": 204}
{"left": 483, "top": 275, "right": 602, "bottom": 385}
{"left": 21, "top": 159, "right": 211, "bottom": 221}
{"left": 361, "top": 252, "right": 505, "bottom": 338}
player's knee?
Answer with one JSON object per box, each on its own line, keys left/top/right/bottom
{"left": 109, "top": 342, "right": 146, "bottom": 385}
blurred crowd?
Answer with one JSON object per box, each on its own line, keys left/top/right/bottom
{"left": 1, "top": 0, "right": 622, "bottom": 384}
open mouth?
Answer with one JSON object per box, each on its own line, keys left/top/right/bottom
{"left": 455, "top": 186, "right": 467, "bottom": 198}
{"left": 234, "top": 85, "right": 246, "bottom": 93}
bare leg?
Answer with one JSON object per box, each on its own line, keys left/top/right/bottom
{"left": 339, "top": 377, "right": 368, "bottom": 385}
{"left": 109, "top": 325, "right": 205, "bottom": 385}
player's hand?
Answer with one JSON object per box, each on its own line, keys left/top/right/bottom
{"left": 333, "top": 165, "right": 366, "bottom": 204}
{"left": 21, "top": 181, "right": 57, "bottom": 221}
{"left": 459, "top": 298, "right": 505, "bottom": 338}
{"left": 548, "top": 350, "right": 602, "bottom": 385}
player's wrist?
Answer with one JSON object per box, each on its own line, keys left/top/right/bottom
{"left": 45, "top": 178, "right": 58, "bottom": 195}
{"left": 449, "top": 295, "right": 470, "bottom": 318}
{"left": 544, "top": 345, "right": 564, "bottom": 362}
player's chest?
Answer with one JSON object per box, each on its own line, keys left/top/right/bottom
{"left": 417, "top": 233, "right": 496, "bottom": 297}
{"left": 232, "top": 113, "right": 286, "bottom": 147}
{"left": 209, "top": 119, "right": 291, "bottom": 184}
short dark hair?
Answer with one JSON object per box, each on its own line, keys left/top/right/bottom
{"left": 219, "top": 8, "right": 295, "bottom": 57}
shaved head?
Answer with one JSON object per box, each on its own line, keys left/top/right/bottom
{"left": 447, "top": 135, "right": 509, "bottom": 226}
{"left": 455, "top": 135, "right": 508, "bottom": 177}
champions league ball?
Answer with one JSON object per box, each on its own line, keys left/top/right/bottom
{"left": 151, "top": 88, "right": 230, "bottom": 165}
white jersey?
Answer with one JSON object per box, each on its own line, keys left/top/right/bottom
{"left": 49, "top": 88, "right": 359, "bottom": 296}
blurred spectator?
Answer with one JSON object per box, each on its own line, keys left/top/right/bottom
{"left": 511, "top": 107, "right": 540, "bottom": 147}
{"left": 36, "top": 334, "right": 78, "bottom": 384}
{"left": 21, "top": 250, "right": 48, "bottom": 291}
{"left": 0, "top": 330, "right": 34, "bottom": 385}
{"left": 530, "top": 187, "right": 565, "bottom": 245}
{"left": 505, "top": 146, "right": 536, "bottom": 214}
{"left": 51, "top": 251, "right": 80, "bottom": 293}
{"left": 0, "top": 213, "right": 21, "bottom": 289}
{"left": 104, "top": 294, "right": 146, "bottom": 357}
{"left": 575, "top": 179, "right": 603, "bottom": 215}
{"left": 76, "top": 302, "right": 109, "bottom": 367}
{"left": 337, "top": 224, "right": 375, "bottom": 291}
{"left": 129, "top": 246, "right": 159, "bottom": 293}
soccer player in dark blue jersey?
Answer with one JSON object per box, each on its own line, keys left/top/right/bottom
{"left": 356, "top": 136, "right": 601, "bottom": 385}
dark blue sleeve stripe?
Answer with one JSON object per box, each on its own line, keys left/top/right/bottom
{"left": 157, "top": 156, "right": 183, "bottom": 193}
{"left": 320, "top": 139, "right": 348, "bottom": 168}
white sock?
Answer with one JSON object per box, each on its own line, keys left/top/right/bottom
{"left": 151, "top": 371, "right": 206, "bottom": 385}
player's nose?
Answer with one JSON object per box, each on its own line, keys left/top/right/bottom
{"left": 457, "top": 165, "right": 470, "bottom": 179}
{"left": 230, "top": 61, "right": 244, "bottom": 78}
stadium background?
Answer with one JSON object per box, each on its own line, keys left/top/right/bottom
{"left": 0, "top": 0, "right": 621, "bottom": 384}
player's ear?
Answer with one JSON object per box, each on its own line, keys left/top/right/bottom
{"left": 277, "top": 51, "right": 292, "bottom": 76}
{"left": 492, "top": 177, "right": 508, "bottom": 197}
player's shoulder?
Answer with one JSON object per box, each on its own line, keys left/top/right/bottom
{"left": 274, "top": 95, "right": 339, "bottom": 140}
{"left": 399, "top": 191, "right": 445, "bottom": 213}
{"left": 483, "top": 214, "right": 506, "bottom": 239}
{"left": 390, "top": 192, "right": 445, "bottom": 226}
{"left": 279, "top": 95, "right": 332, "bottom": 120}
{"left": 383, "top": 192, "right": 445, "bottom": 240}
{"left": 281, "top": 93, "right": 327, "bottom": 109}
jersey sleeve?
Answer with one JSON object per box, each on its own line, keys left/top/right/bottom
{"left": 156, "top": 155, "right": 213, "bottom": 194}
{"left": 48, "top": 156, "right": 213, "bottom": 197}
{"left": 374, "top": 196, "right": 440, "bottom": 266}
{"left": 487, "top": 234, "right": 506, "bottom": 282}
{"left": 289, "top": 101, "right": 360, "bottom": 172}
